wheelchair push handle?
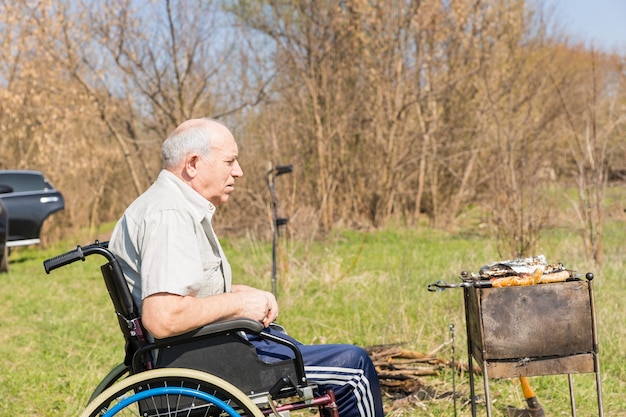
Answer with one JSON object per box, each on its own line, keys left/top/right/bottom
{"left": 44, "top": 241, "right": 113, "bottom": 273}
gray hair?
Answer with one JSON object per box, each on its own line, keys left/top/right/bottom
{"left": 161, "top": 118, "right": 224, "bottom": 168}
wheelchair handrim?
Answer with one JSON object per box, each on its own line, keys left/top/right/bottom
{"left": 80, "top": 368, "right": 264, "bottom": 417}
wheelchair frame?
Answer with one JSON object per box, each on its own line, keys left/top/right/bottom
{"left": 44, "top": 241, "right": 339, "bottom": 417}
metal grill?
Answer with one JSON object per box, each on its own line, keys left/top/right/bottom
{"left": 463, "top": 275, "right": 604, "bottom": 417}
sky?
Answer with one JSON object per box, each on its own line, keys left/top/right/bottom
{"left": 543, "top": 0, "right": 626, "bottom": 53}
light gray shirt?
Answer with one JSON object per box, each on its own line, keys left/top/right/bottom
{"left": 109, "top": 170, "right": 232, "bottom": 314}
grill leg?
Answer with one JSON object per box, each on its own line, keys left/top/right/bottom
{"left": 589, "top": 278, "right": 605, "bottom": 417}
{"left": 483, "top": 360, "right": 492, "bottom": 417}
{"left": 594, "top": 352, "right": 605, "bottom": 417}
{"left": 467, "top": 353, "right": 477, "bottom": 417}
{"left": 568, "top": 374, "right": 577, "bottom": 417}
{"left": 464, "top": 288, "right": 477, "bottom": 417}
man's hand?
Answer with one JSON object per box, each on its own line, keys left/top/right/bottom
{"left": 232, "top": 284, "right": 278, "bottom": 328}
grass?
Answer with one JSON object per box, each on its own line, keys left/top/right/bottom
{"left": 1, "top": 223, "right": 624, "bottom": 416}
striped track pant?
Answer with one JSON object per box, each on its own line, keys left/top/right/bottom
{"left": 248, "top": 328, "right": 384, "bottom": 417}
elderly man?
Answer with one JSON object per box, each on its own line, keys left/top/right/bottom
{"left": 109, "top": 118, "right": 384, "bottom": 417}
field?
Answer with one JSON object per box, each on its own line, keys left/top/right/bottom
{"left": 1, "top": 222, "right": 625, "bottom": 416}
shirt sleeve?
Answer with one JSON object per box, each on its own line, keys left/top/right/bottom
{"left": 138, "top": 209, "right": 213, "bottom": 300}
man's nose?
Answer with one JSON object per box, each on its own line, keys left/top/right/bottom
{"left": 233, "top": 160, "right": 244, "bottom": 177}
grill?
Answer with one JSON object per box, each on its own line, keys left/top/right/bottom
{"left": 462, "top": 274, "right": 604, "bottom": 417}
{"left": 429, "top": 258, "right": 605, "bottom": 417}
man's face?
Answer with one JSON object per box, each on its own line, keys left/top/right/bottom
{"left": 194, "top": 130, "right": 244, "bottom": 206}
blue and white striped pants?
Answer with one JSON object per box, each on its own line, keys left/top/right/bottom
{"left": 247, "top": 328, "right": 384, "bottom": 417}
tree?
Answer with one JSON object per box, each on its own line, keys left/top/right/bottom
{"left": 0, "top": 0, "right": 271, "bottom": 240}
{"left": 1, "top": 0, "right": 624, "bottom": 244}
{"left": 475, "top": 0, "right": 566, "bottom": 257}
{"left": 552, "top": 49, "right": 626, "bottom": 266}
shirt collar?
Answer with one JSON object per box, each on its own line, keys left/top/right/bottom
{"left": 158, "top": 170, "right": 216, "bottom": 220}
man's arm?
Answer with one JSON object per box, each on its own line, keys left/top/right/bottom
{"left": 142, "top": 287, "right": 279, "bottom": 339}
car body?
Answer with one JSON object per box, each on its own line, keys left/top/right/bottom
{"left": 0, "top": 170, "right": 65, "bottom": 248}
{"left": 0, "top": 195, "right": 8, "bottom": 272}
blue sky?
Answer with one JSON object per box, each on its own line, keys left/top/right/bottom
{"left": 543, "top": 0, "right": 626, "bottom": 52}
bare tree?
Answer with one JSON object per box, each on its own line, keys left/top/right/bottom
{"left": 0, "top": 0, "right": 111, "bottom": 237}
{"left": 406, "top": 0, "right": 488, "bottom": 229}
{"left": 2, "top": 0, "right": 624, "bottom": 244}
{"left": 552, "top": 50, "right": 626, "bottom": 266}
{"left": 0, "top": 0, "right": 272, "bottom": 240}
{"left": 472, "top": 1, "right": 568, "bottom": 257}
{"left": 231, "top": 1, "right": 363, "bottom": 230}
{"left": 231, "top": 1, "right": 488, "bottom": 230}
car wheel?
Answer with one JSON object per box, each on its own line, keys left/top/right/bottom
{"left": 0, "top": 245, "right": 8, "bottom": 273}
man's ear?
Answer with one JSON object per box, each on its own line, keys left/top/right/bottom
{"left": 184, "top": 154, "right": 201, "bottom": 179}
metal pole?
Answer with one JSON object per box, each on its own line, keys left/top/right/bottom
{"left": 266, "top": 165, "right": 293, "bottom": 298}
{"left": 464, "top": 287, "right": 478, "bottom": 417}
{"left": 450, "top": 323, "right": 457, "bottom": 417}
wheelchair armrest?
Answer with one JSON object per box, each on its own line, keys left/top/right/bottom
{"left": 156, "top": 318, "right": 265, "bottom": 346}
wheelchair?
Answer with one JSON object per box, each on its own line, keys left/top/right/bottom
{"left": 44, "top": 241, "right": 339, "bottom": 417}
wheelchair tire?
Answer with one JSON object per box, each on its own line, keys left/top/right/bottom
{"left": 80, "top": 367, "right": 264, "bottom": 417}
{"left": 88, "top": 363, "right": 130, "bottom": 403}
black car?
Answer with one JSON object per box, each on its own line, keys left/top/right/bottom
{"left": 0, "top": 170, "right": 65, "bottom": 272}
{"left": 0, "top": 195, "right": 8, "bottom": 272}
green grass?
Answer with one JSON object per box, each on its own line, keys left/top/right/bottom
{"left": 1, "top": 224, "right": 624, "bottom": 416}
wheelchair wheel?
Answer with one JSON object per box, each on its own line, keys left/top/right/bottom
{"left": 81, "top": 368, "right": 264, "bottom": 417}
{"left": 88, "top": 363, "right": 130, "bottom": 403}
